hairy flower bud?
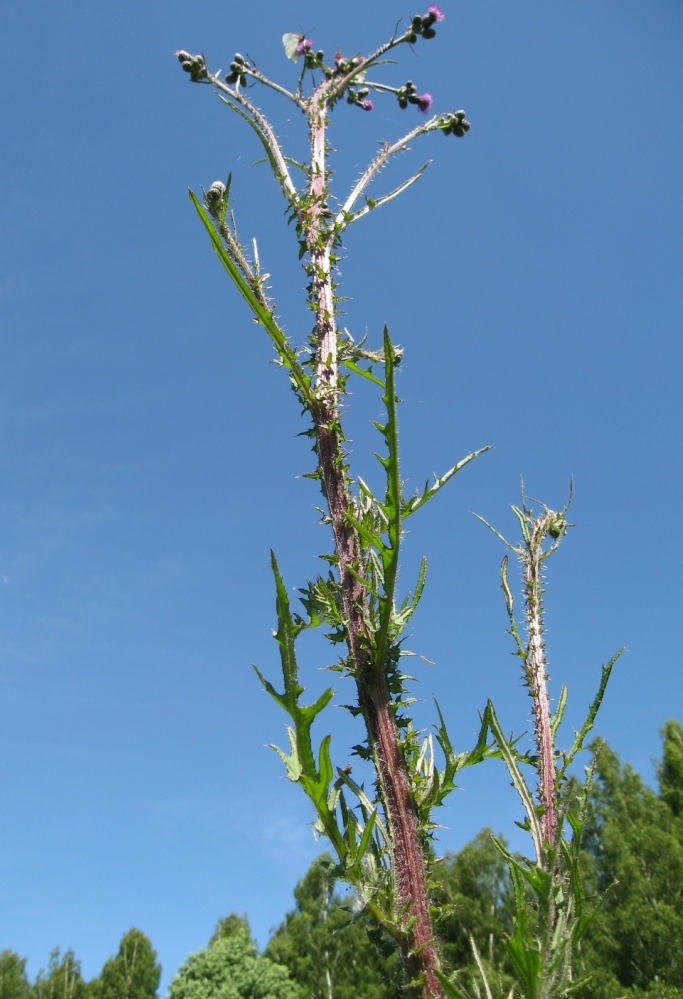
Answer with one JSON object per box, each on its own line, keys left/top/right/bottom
{"left": 204, "top": 181, "right": 226, "bottom": 218}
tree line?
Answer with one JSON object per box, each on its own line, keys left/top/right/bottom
{"left": 2, "top": 721, "right": 682, "bottom": 999}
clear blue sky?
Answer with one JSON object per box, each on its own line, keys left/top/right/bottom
{"left": 1, "top": 0, "right": 682, "bottom": 991}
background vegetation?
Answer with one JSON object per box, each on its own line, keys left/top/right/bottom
{"left": 3, "top": 722, "right": 681, "bottom": 999}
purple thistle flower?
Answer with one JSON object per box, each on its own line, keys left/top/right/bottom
{"left": 416, "top": 93, "right": 434, "bottom": 113}
{"left": 297, "top": 36, "right": 313, "bottom": 55}
{"left": 360, "top": 99, "right": 374, "bottom": 111}
{"left": 428, "top": 4, "right": 445, "bottom": 20}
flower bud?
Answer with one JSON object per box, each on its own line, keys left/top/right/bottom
{"left": 205, "top": 181, "right": 226, "bottom": 217}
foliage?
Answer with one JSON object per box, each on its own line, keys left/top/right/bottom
{"left": 579, "top": 723, "right": 683, "bottom": 998}
{"left": 210, "top": 916, "right": 253, "bottom": 948}
{"left": 167, "top": 921, "right": 298, "bottom": 999}
{"left": 89, "top": 929, "right": 160, "bottom": 999}
{"left": 266, "top": 855, "right": 402, "bottom": 999}
{"left": 434, "top": 831, "right": 515, "bottom": 994}
{"left": 0, "top": 951, "right": 31, "bottom": 999}
{"left": 32, "top": 950, "right": 87, "bottom": 999}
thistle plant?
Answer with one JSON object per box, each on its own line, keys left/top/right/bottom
{"left": 176, "top": 12, "right": 615, "bottom": 999}
{"left": 474, "top": 493, "right": 622, "bottom": 999}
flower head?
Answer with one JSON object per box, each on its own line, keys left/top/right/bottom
{"left": 297, "top": 36, "right": 313, "bottom": 55}
{"left": 416, "top": 93, "right": 434, "bottom": 113}
{"left": 428, "top": 4, "right": 445, "bottom": 20}
{"left": 360, "top": 99, "right": 374, "bottom": 111}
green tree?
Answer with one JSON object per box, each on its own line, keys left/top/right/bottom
{"left": 266, "top": 856, "right": 401, "bottom": 999}
{"left": 168, "top": 919, "right": 298, "bottom": 999}
{"left": 659, "top": 719, "right": 683, "bottom": 823}
{"left": 209, "top": 915, "right": 252, "bottom": 947}
{"left": 581, "top": 727, "right": 683, "bottom": 998}
{"left": 89, "top": 929, "right": 160, "bottom": 999}
{"left": 0, "top": 951, "right": 31, "bottom": 999}
{"left": 434, "top": 831, "right": 514, "bottom": 991}
{"left": 32, "top": 950, "right": 87, "bottom": 999}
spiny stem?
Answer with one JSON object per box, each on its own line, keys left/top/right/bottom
{"left": 517, "top": 502, "right": 570, "bottom": 855}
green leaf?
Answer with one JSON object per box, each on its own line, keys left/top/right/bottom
{"left": 487, "top": 700, "right": 544, "bottom": 863}
{"left": 403, "top": 446, "right": 492, "bottom": 519}
{"left": 343, "top": 162, "right": 432, "bottom": 227}
{"left": 371, "top": 327, "right": 403, "bottom": 675}
{"left": 559, "top": 648, "right": 622, "bottom": 778}
{"left": 551, "top": 683, "right": 568, "bottom": 742}
{"left": 339, "top": 358, "right": 386, "bottom": 388}
{"left": 189, "top": 191, "right": 314, "bottom": 409}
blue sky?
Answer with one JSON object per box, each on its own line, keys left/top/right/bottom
{"left": 1, "top": 0, "right": 682, "bottom": 991}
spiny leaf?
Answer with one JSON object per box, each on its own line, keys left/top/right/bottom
{"left": 486, "top": 700, "right": 544, "bottom": 863}
{"left": 339, "top": 357, "right": 386, "bottom": 387}
{"left": 371, "top": 327, "right": 403, "bottom": 675}
{"left": 189, "top": 191, "right": 314, "bottom": 408}
{"left": 403, "top": 446, "right": 492, "bottom": 519}
{"left": 559, "top": 649, "right": 622, "bottom": 777}
{"left": 341, "top": 162, "right": 432, "bottom": 227}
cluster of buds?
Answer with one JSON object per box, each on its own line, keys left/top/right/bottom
{"left": 176, "top": 50, "right": 208, "bottom": 82}
{"left": 396, "top": 80, "right": 434, "bottom": 113}
{"left": 347, "top": 86, "right": 374, "bottom": 112}
{"left": 438, "top": 110, "right": 471, "bottom": 138}
{"left": 225, "top": 53, "right": 249, "bottom": 87}
{"left": 408, "top": 4, "right": 445, "bottom": 42}
{"left": 329, "top": 52, "right": 364, "bottom": 78}
{"left": 306, "top": 48, "right": 326, "bottom": 71}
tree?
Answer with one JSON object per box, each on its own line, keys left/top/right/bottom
{"left": 89, "top": 929, "right": 160, "bottom": 999}
{"left": 31, "top": 950, "right": 87, "bottom": 999}
{"left": 580, "top": 729, "right": 683, "bottom": 997}
{"left": 659, "top": 719, "right": 683, "bottom": 823}
{"left": 434, "top": 831, "right": 514, "bottom": 991}
{"left": 266, "top": 856, "right": 401, "bottom": 999}
{"left": 168, "top": 919, "right": 298, "bottom": 999}
{"left": 209, "top": 915, "right": 252, "bottom": 947}
{"left": 0, "top": 951, "right": 31, "bottom": 999}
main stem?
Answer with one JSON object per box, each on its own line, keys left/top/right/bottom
{"left": 304, "top": 93, "right": 443, "bottom": 999}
